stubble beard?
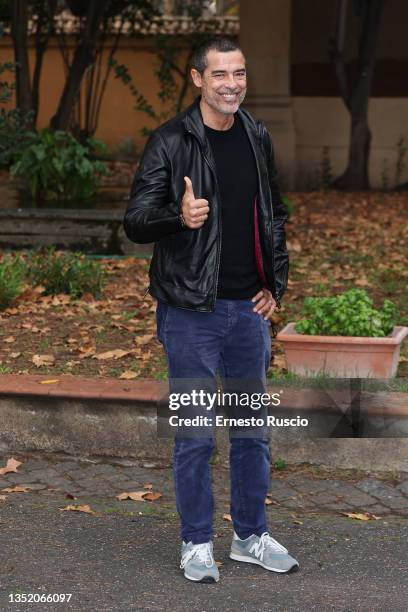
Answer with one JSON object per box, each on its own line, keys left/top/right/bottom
{"left": 203, "top": 88, "right": 247, "bottom": 116}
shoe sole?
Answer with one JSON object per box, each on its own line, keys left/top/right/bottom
{"left": 183, "top": 572, "right": 219, "bottom": 583}
{"left": 229, "top": 552, "right": 299, "bottom": 574}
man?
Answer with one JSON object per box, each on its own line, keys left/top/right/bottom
{"left": 124, "top": 36, "right": 298, "bottom": 583}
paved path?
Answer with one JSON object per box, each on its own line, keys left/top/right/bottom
{"left": 1, "top": 451, "right": 407, "bottom": 611}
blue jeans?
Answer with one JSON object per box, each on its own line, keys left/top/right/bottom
{"left": 156, "top": 298, "right": 272, "bottom": 545}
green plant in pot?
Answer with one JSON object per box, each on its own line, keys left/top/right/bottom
{"left": 294, "top": 289, "right": 397, "bottom": 338}
{"left": 277, "top": 289, "right": 407, "bottom": 378}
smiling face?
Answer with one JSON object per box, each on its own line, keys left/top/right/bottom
{"left": 190, "top": 49, "right": 247, "bottom": 118}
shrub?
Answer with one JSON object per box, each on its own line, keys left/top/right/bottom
{"left": 24, "top": 246, "right": 106, "bottom": 299}
{"left": 273, "top": 457, "right": 287, "bottom": 470}
{"left": 0, "top": 253, "right": 25, "bottom": 310}
{"left": 295, "top": 288, "right": 397, "bottom": 337}
{"left": 10, "top": 129, "right": 108, "bottom": 201}
{"left": 0, "top": 109, "right": 35, "bottom": 168}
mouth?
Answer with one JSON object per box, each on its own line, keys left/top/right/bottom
{"left": 218, "top": 92, "right": 240, "bottom": 102}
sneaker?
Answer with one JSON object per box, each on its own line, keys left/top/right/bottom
{"left": 180, "top": 540, "right": 220, "bottom": 583}
{"left": 230, "top": 531, "right": 299, "bottom": 573}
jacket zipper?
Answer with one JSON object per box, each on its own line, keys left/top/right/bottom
{"left": 187, "top": 128, "right": 222, "bottom": 311}
{"left": 247, "top": 124, "right": 281, "bottom": 308}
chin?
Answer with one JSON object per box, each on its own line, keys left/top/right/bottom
{"left": 214, "top": 101, "right": 241, "bottom": 115}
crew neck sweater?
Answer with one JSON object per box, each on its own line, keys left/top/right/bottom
{"left": 204, "top": 114, "right": 262, "bottom": 299}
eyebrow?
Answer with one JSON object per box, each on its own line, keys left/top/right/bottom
{"left": 210, "top": 68, "right": 246, "bottom": 75}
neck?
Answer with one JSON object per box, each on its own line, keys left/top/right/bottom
{"left": 199, "top": 98, "right": 235, "bottom": 131}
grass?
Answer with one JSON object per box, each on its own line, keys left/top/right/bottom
{"left": 266, "top": 370, "right": 408, "bottom": 392}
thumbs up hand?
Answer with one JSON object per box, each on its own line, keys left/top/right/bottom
{"left": 181, "top": 177, "right": 210, "bottom": 229}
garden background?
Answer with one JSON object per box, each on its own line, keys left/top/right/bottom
{"left": 0, "top": 0, "right": 407, "bottom": 381}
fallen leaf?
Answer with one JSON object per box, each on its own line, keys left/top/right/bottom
{"left": 143, "top": 483, "right": 153, "bottom": 490}
{"left": 116, "top": 489, "right": 162, "bottom": 502}
{"left": 272, "top": 353, "right": 287, "bottom": 369}
{"left": 134, "top": 334, "right": 154, "bottom": 346}
{"left": 223, "top": 513, "right": 232, "bottom": 522}
{"left": 341, "top": 512, "right": 381, "bottom": 521}
{"left": 143, "top": 492, "right": 162, "bottom": 501}
{"left": 9, "top": 352, "right": 21, "bottom": 358}
{"left": 3, "top": 336, "right": 15, "bottom": 343}
{"left": 117, "top": 491, "right": 147, "bottom": 502}
{"left": 0, "top": 457, "right": 22, "bottom": 475}
{"left": 119, "top": 370, "right": 139, "bottom": 380}
{"left": 59, "top": 504, "right": 95, "bottom": 514}
{"left": 0, "top": 495, "right": 7, "bottom": 501}
{"left": 1, "top": 485, "right": 30, "bottom": 493}
{"left": 32, "top": 354, "right": 55, "bottom": 367}
{"left": 293, "top": 519, "right": 303, "bottom": 525}
{"left": 39, "top": 379, "right": 60, "bottom": 385}
{"left": 215, "top": 561, "right": 223, "bottom": 567}
{"left": 92, "top": 349, "right": 133, "bottom": 360}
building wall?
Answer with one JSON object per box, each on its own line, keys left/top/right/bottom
{"left": 0, "top": 37, "right": 196, "bottom": 155}
{"left": 290, "top": 0, "right": 408, "bottom": 188}
{"left": 2, "top": 0, "right": 408, "bottom": 189}
{"left": 292, "top": 97, "right": 408, "bottom": 189}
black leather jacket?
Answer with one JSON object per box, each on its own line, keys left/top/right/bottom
{"left": 123, "top": 96, "right": 289, "bottom": 311}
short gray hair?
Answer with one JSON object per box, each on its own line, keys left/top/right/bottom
{"left": 190, "top": 36, "right": 243, "bottom": 75}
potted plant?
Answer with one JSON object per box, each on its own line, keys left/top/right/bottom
{"left": 276, "top": 289, "right": 407, "bottom": 378}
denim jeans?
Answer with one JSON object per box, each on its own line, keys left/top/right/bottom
{"left": 156, "top": 298, "right": 272, "bottom": 545}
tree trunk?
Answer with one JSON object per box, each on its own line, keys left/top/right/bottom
{"left": 331, "top": 0, "right": 385, "bottom": 191}
{"left": 50, "top": 0, "right": 110, "bottom": 131}
{"left": 335, "top": 115, "right": 371, "bottom": 190}
{"left": 9, "top": 0, "right": 33, "bottom": 117}
{"left": 32, "top": 1, "right": 57, "bottom": 125}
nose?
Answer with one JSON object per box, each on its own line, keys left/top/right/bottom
{"left": 230, "top": 74, "right": 241, "bottom": 89}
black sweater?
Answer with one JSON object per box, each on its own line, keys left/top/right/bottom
{"left": 205, "top": 114, "right": 263, "bottom": 299}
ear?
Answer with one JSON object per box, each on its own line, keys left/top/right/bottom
{"left": 190, "top": 68, "right": 203, "bottom": 88}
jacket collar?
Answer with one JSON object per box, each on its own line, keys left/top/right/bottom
{"left": 182, "top": 95, "right": 259, "bottom": 151}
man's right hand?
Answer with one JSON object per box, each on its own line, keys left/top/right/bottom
{"left": 181, "top": 177, "right": 210, "bottom": 229}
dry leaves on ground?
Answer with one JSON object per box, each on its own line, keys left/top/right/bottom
{"left": 0, "top": 457, "right": 22, "bottom": 475}
{"left": 1, "top": 485, "right": 30, "bottom": 493}
{"left": 341, "top": 512, "right": 381, "bottom": 521}
{"left": 116, "top": 490, "right": 162, "bottom": 502}
{"left": 59, "top": 504, "right": 96, "bottom": 514}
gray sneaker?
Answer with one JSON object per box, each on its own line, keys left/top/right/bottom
{"left": 180, "top": 541, "right": 220, "bottom": 583}
{"left": 230, "top": 531, "right": 299, "bottom": 573}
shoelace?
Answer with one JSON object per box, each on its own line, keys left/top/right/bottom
{"left": 254, "top": 532, "right": 288, "bottom": 562}
{"left": 180, "top": 542, "right": 214, "bottom": 569}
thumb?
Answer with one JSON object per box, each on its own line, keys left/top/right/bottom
{"left": 184, "top": 176, "right": 195, "bottom": 199}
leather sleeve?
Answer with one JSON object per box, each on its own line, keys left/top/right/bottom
{"left": 260, "top": 122, "right": 290, "bottom": 304}
{"left": 123, "top": 130, "right": 187, "bottom": 244}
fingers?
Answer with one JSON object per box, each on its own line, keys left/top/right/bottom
{"left": 251, "top": 290, "right": 264, "bottom": 303}
{"left": 263, "top": 302, "right": 276, "bottom": 320}
{"left": 181, "top": 177, "right": 210, "bottom": 227}
{"left": 190, "top": 199, "right": 209, "bottom": 216}
{"left": 184, "top": 176, "right": 195, "bottom": 200}
{"left": 252, "top": 289, "right": 276, "bottom": 319}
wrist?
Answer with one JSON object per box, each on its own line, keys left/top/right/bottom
{"left": 179, "top": 212, "right": 187, "bottom": 228}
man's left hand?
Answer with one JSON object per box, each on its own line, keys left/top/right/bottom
{"left": 251, "top": 288, "right": 277, "bottom": 320}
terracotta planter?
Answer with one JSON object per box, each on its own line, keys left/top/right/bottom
{"left": 276, "top": 323, "right": 408, "bottom": 378}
